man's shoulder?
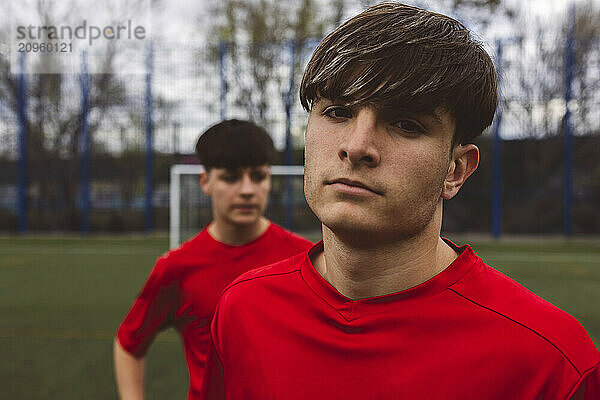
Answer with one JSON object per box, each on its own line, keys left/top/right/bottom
{"left": 222, "top": 250, "right": 307, "bottom": 297}
{"left": 152, "top": 230, "right": 211, "bottom": 272}
{"left": 451, "top": 256, "right": 599, "bottom": 375}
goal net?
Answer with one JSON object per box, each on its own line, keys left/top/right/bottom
{"left": 169, "top": 164, "right": 320, "bottom": 248}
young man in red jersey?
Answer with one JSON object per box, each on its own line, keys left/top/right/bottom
{"left": 113, "top": 119, "right": 312, "bottom": 400}
{"left": 202, "top": 3, "right": 600, "bottom": 399}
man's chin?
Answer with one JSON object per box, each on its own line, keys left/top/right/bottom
{"left": 229, "top": 214, "right": 261, "bottom": 227}
{"left": 316, "top": 204, "right": 379, "bottom": 231}
{"left": 320, "top": 210, "right": 423, "bottom": 247}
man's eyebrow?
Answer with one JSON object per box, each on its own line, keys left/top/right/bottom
{"left": 429, "top": 110, "right": 444, "bottom": 126}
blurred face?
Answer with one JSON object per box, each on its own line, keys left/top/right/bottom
{"left": 304, "top": 99, "right": 464, "bottom": 245}
{"left": 200, "top": 165, "right": 271, "bottom": 228}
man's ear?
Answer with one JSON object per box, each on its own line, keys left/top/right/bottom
{"left": 199, "top": 171, "right": 211, "bottom": 196}
{"left": 442, "top": 144, "right": 479, "bottom": 200}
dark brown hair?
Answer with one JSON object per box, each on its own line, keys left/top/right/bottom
{"left": 299, "top": 2, "right": 497, "bottom": 145}
{"left": 195, "top": 119, "right": 274, "bottom": 171}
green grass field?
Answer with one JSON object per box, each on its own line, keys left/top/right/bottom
{"left": 0, "top": 235, "right": 598, "bottom": 399}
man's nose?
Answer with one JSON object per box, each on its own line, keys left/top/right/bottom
{"left": 338, "top": 109, "right": 381, "bottom": 167}
{"left": 239, "top": 173, "right": 255, "bottom": 196}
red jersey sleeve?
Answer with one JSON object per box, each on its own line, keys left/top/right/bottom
{"left": 116, "top": 255, "right": 180, "bottom": 357}
{"left": 200, "top": 296, "right": 227, "bottom": 400}
{"left": 200, "top": 338, "right": 225, "bottom": 400}
{"left": 568, "top": 361, "right": 600, "bottom": 400}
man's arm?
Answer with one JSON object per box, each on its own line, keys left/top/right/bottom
{"left": 113, "top": 256, "right": 177, "bottom": 399}
{"left": 114, "top": 337, "right": 146, "bottom": 400}
{"left": 200, "top": 339, "right": 225, "bottom": 400}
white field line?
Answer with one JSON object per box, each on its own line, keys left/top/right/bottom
{"left": 0, "top": 248, "right": 598, "bottom": 263}
{"left": 0, "top": 327, "right": 179, "bottom": 341}
{"left": 479, "top": 252, "right": 600, "bottom": 264}
{"left": 0, "top": 247, "right": 164, "bottom": 256}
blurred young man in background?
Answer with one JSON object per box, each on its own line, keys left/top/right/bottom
{"left": 114, "top": 119, "right": 312, "bottom": 400}
{"left": 202, "top": 4, "right": 599, "bottom": 399}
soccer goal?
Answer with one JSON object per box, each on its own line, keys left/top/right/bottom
{"left": 169, "top": 164, "right": 320, "bottom": 249}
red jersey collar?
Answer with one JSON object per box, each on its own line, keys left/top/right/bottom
{"left": 300, "top": 239, "right": 479, "bottom": 321}
{"left": 201, "top": 221, "right": 274, "bottom": 249}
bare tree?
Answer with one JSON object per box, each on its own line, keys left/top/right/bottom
{"left": 570, "top": 0, "right": 600, "bottom": 137}
{"left": 205, "top": 0, "right": 335, "bottom": 127}
{"left": 505, "top": 0, "right": 600, "bottom": 138}
{"left": 0, "top": 1, "right": 150, "bottom": 229}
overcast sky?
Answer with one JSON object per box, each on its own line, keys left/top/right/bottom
{"left": 3, "top": 0, "right": 597, "bottom": 145}
{"left": 5, "top": 0, "right": 597, "bottom": 45}
{"left": 137, "top": 0, "right": 600, "bottom": 51}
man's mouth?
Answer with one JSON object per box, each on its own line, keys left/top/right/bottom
{"left": 325, "top": 178, "right": 383, "bottom": 196}
{"left": 232, "top": 204, "right": 258, "bottom": 211}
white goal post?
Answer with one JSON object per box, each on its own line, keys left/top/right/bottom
{"left": 170, "top": 164, "right": 305, "bottom": 249}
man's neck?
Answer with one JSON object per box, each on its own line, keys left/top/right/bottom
{"left": 208, "top": 217, "right": 270, "bottom": 246}
{"left": 313, "top": 216, "right": 458, "bottom": 300}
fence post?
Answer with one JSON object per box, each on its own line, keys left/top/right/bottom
{"left": 172, "top": 122, "right": 180, "bottom": 155}
{"left": 491, "top": 40, "right": 503, "bottom": 239}
{"left": 145, "top": 42, "right": 154, "bottom": 233}
{"left": 284, "top": 40, "right": 296, "bottom": 231}
{"left": 17, "top": 52, "right": 27, "bottom": 234}
{"left": 219, "top": 41, "right": 227, "bottom": 120}
{"left": 80, "top": 50, "right": 90, "bottom": 234}
{"left": 563, "top": 4, "right": 575, "bottom": 237}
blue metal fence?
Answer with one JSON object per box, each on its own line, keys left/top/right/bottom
{"left": 17, "top": 52, "right": 27, "bottom": 234}
{"left": 491, "top": 40, "right": 503, "bottom": 239}
{"left": 563, "top": 4, "right": 576, "bottom": 237}
{"left": 145, "top": 43, "right": 154, "bottom": 233}
{"left": 2, "top": 24, "right": 599, "bottom": 235}
{"left": 80, "top": 51, "right": 90, "bottom": 234}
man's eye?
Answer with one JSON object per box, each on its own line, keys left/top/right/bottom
{"left": 221, "top": 175, "right": 239, "bottom": 183}
{"left": 323, "top": 106, "right": 353, "bottom": 119}
{"left": 251, "top": 172, "right": 267, "bottom": 183}
{"left": 394, "top": 120, "right": 424, "bottom": 134}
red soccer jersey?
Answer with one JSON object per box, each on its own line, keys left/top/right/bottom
{"left": 204, "top": 240, "right": 600, "bottom": 400}
{"left": 116, "top": 223, "right": 312, "bottom": 399}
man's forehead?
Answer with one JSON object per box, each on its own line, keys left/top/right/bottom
{"left": 212, "top": 165, "right": 270, "bottom": 174}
